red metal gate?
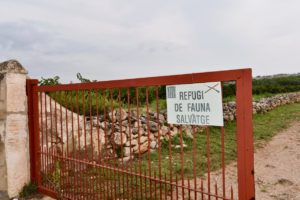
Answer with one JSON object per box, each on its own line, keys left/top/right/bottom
{"left": 27, "top": 69, "right": 255, "bottom": 200}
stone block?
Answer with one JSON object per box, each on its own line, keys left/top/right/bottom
{"left": 0, "top": 121, "right": 5, "bottom": 140}
{"left": 5, "top": 73, "right": 27, "bottom": 113}
{"left": 0, "top": 80, "right": 6, "bottom": 102}
{"left": 6, "top": 114, "right": 28, "bottom": 139}
{"left": 0, "top": 191, "right": 9, "bottom": 200}
{"left": 0, "top": 111, "right": 6, "bottom": 120}
{"left": 5, "top": 114, "right": 29, "bottom": 197}
{"left": 0, "top": 142, "right": 7, "bottom": 191}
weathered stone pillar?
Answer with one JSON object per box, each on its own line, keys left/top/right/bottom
{"left": 0, "top": 60, "right": 30, "bottom": 198}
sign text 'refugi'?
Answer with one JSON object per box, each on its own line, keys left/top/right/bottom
{"left": 166, "top": 82, "right": 224, "bottom": 126}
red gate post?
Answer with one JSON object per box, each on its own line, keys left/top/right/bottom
{"left": 26, "top": 79, "right": 41, "bottom": 185}
{"left": 236, "top": 69, "right": 255, "bottom": 200}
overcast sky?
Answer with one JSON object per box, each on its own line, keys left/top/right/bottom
{"left": 0, "top": 0, "right": 299, "bottom": 82}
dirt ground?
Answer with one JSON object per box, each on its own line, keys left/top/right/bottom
{"left": 171, "top": 121, "right": 300, "bottom": 200}
{"left": 253, "top": 121, "right": 300, "bottom": 199}
{"left": 216, "top": 121, "right": 300, "bottom": 200}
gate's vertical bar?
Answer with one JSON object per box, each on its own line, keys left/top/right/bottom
{"left": 179, "top": 126, "right": 185, "bottom": 199}
{"left": 221, "top": 127, "right": 226, "bottom": 199}
{"left": 89, "top": 90, "right": 93, "bottom": 161}
{"left": 236, "top": 69, "right": 255, "bottom": 200}
{"left": 82, "top": 90, "right": 87, "bottom": 159}
{"left": 215, "top": 183, "right": 218, "bottom": 200}
{"left": 201, "top": 180, "right": 204, "bottom": 200}
{"left": 39, "top": 92, "right": 44, "bottom": 187}
{"left": 188, "top": 178, "right": 191, "bottom": 200}
{"left": 176, "top": 174, "right": 179, "bottom": 199}
{"left": 220, "top": 83, "right": 226, "bottom": 199}
{"left": 167, "top": 124, "right": 173, "bottom": 200}
{"left": 118, "top": 89, "right": 125, "bottom": 197}
{"left": 49, "top": 94, "right": 54, "bottom": 191}
{"left": 164, "top": 173, "right": 168, "bottom": 200}
{"left": 145, "top": 87, "right": 152, "bottom": 199}
{"left": 109, "top": 89, "right": 117, "bottom": 199}
{"left": 154, "top": 171, "right": 157, "bottom": 200}
{"left": 135, "top": 88, "right": 143, "bottom": 200}
{"left": 127, "top": 88, "right": 134, "bottom": 200}
{"left": 96, "top": 90, "right": 101, "bottom": 162}
{"left": 44, "top": 93, "right": 49, "bottom": 189}
{"left": 192, "top": 125, "right": 197, "bottom": 199}
{"left": 102, "top": 89, "right": 109, "bottom": 199}
{"left": 206, "top": 127, "right": 211, "bottom": 200}
{"left": 70, "top": 92, "right": 75, "bottom": 158}
{"left": 27, "top": 79, "right": 41, "bottom": 185}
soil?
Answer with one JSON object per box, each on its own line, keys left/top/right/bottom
{"left": 170, "top": 121, "right": 300, "bottom": 200}
{"left": 215, "top": 121, "right": 300, "bottom": 199}
{"left": 252, "top": 121, "right": 300, "bottom": 199}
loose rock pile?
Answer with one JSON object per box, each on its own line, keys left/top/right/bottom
{"left": 85, "top": 109, "right": 200, "bottom": 162}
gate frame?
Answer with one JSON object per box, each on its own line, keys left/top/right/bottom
{"left": 27, "top": 79, "right": 41, "bottom": 185}
{"left": 27, "top": 68, "right": 255, "bottom": 200}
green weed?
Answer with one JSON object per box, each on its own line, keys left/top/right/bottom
{"left": 19, "top": 182, "right": 38, "bottom": 198}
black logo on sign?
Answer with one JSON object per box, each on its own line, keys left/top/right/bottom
{"left": 167, "top": 86, "right": 176, "bottom": 98}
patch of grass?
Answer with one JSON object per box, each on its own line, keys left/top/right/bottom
{"left": 252, "top": 93, "right": 275, "bottom": 101}
{"left": 19, "top": 182, "right": 38, "bottom": 198}
{"left": 138, "top": 102, "right": 300, "bottom": 178}
{"left": 223, "top": 92, "right": 285, "bottom": 102}
{"left": 253, "top": 102, "right": 300, "bottom": 143}
{"left": 149, "top": 99, "right": 167, "bottom": 111}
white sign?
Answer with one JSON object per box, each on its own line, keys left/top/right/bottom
{"left": 166, "top": 82, "right": 224, "bottom": 126}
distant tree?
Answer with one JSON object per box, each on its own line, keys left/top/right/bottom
{"left": 39, "top": 76, "right": 60, "bottom": 86}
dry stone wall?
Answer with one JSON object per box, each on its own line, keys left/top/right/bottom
{"left": 223, "top": 92, "right": 300, "bottom": 121}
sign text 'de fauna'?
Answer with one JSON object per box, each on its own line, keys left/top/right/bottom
{"left": 166, "top": 82, "right": 223, "bottom": 126}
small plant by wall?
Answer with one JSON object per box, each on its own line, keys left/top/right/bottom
{"left": 19, "top": 182, "right": 38, "bottom": 198}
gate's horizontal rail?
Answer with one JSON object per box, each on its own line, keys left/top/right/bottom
{"left": 37, "top": 69, "right": 247, "bottom": 92}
